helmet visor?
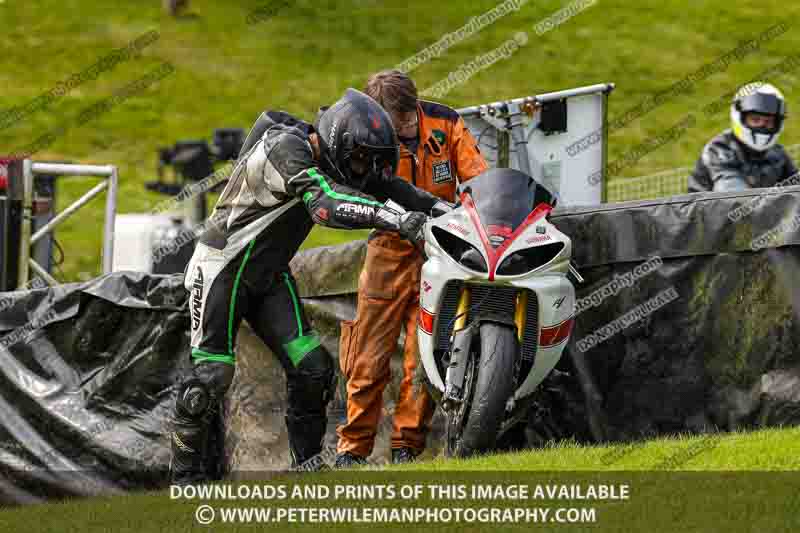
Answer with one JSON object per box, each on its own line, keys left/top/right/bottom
{"left": 738, "top": 93, "right": 784, "bottom": 116}
{"left": 348, "top": 143, "right": 399, "bottom": 183}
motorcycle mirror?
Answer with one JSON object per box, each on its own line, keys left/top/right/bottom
{"left": 568, "top": 262, "right": 585, "bottom": 284}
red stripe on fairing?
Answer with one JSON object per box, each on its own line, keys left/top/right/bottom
{"left": 460, "top": 192, "right": 553, "bottom": 281}
{"left": 461, "top": 193, "right": 494, "bottom": 278}
{"left": 539, "top": 316, "right": 575, "bottom": 347}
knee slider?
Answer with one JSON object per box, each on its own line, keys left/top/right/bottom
{"left": 289, "top": 345, "right": 335, "bottom": 411}
{"left": 177, "top": 362, "right": 235, "bottom": 419}
{"left": 176, "top": 380, "right": 212, "bottom": 419}
{"left": 296, "top": 345, "right": 334, "bottom": 386}
{"left": 295, "top": 344, "right": 334, "bottom": 376}
{"left": 194, "top": 360, "right": 235, "bottom": 396}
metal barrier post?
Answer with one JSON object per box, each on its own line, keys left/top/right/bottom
{"left": 17, "top": 160, "right": 34, "bottom": 288}
{"left": 17, "top": 160, "right": 119, "bottom": 287}
{"left": 102, "top": 167, "right": 118, "bottom": 273}
{"left": 30, "top": 181, "right": 109, "bottom": 244}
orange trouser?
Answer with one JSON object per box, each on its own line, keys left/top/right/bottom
{"left": 336, "top": 233, "right": 435, "bottom": 457}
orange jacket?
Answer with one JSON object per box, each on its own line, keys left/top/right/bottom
{"left": 396, "top": 100, "right": 488, "bottom": 201}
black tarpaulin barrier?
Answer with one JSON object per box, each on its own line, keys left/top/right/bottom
{"left": 3, "top": 186, "right": 800, "bottom": 503}
{"left": 0, "top": 273, "right": 206, "bottom": 505}
{"left": 549, "top": 186, "right": 800, "bottom": 266}
{"left": 549, "top": 185, "right": 800, "bottom": 442}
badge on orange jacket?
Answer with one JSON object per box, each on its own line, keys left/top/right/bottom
{"left": 432, "top": 160, "right": 453, "bottom": 184}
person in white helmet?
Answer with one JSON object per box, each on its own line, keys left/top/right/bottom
{"left": 689, "top": 82, "right": 797, "bottom": 192}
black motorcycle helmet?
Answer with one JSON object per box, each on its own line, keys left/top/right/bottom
{"left": 314, "top": 89, "right": 400, "bottom": 190}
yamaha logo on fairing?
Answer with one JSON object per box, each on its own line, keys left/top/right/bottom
{"left": 445, "top": 222, "right": 469, "bottom": 236}
{"left": 526, "top": 234, "right": 552, "bottom": 244}
{"left": 191, "top": 266, "right": 204, "bottom": 330}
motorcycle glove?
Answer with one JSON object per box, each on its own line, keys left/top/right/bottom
{"left": 398, "top": 211, "right": 428, "bottom": 247}
{"left": 373, "top": 201, "right": 428, "bottom": 246}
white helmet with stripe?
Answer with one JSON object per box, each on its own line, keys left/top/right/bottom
{"left": 730, "top": 82, "right": 787, "bottom": 151}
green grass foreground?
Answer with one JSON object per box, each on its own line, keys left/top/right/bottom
{"left": 1, "top": 426, "right": 798, "bottom": 532}
{"left": 400, "top": 425, "right": 800, "bottom": 471}
{"left": 3, "top": 1, "right": 800, "bottom": 280}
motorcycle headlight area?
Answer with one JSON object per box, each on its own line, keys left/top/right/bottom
{"left": 431, "top": 227, "right": 488, "bottom": 273}
{"left": 496, "top": 243, "right": 565, "bottom": 276}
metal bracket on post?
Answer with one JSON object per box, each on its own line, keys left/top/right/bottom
{"left": 457, "top": 83, "right": 615, "bottom": 205}
{"left": 478, "top": 105, "right": 509, "bottom": 133}
{"left": 478, "top": 100, "right": 536, "bottom": 173}
{"left": 497, "top": 130, "right": 510, "bottom": 168}
{"left": 506, "top": 100, "right": 533, "bottom": 177}
{"left": 17, "top": 161, "right": 119, "bottom": 287}
{"left": 479, "top": 106, "right": 511, "bottom": 168}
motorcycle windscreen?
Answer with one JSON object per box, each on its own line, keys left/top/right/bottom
{"left": 459, "top": 168, "right": 555, "bottom": 235}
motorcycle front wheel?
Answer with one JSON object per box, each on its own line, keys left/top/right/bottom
{"left": 445, "top": 322, "right": 517, "bottom": 458}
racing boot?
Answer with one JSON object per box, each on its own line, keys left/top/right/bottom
{"left": 284, "top": 342, "right": 335, "bottom": 469}
{"left": 286, "top": 412, "right": 329, "bottom": 469}
{"left": 170, "top": 361, "right": 234, "bottom": 485}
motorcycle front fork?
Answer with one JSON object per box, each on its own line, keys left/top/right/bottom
{"left": 442, "top": 286, "right": 527, "bottom": 411}
{"left": 443, "top": 286, "right": 472, "bottom": 411}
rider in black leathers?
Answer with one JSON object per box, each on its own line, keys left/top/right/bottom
{"left": 169, "top": 89, "right": 450, "bottom": 484}
{"left": 689, "top": 82, "right": 797, "bottom": 193}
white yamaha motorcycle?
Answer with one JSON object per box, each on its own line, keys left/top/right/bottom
{"left": 415, "top": 168, "right": 577, "bottom": 458}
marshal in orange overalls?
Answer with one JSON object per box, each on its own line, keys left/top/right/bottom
{"left": 337, "top": 100, "right": 488, "bottom": 458}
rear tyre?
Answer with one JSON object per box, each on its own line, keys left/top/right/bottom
{"left": 450, "top": 322, "right": 518, "bottom": 458}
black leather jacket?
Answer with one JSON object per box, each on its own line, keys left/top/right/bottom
{"left": 689, "top": 129, "right": 797, "bottom": 193}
